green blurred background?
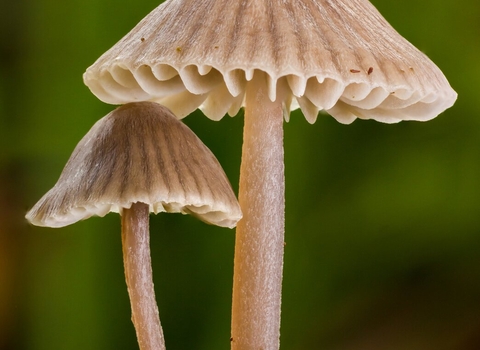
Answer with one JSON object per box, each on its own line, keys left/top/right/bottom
{"left": 1, "top": 0, "right": 479, "bottom": 349}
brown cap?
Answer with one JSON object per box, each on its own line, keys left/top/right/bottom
{"left": 26, "top": 102, "right": 242, "bottom": 228}
{"left": 84, "top": 0, "right": 456, "bottom": 124}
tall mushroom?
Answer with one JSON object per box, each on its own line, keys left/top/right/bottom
{"left": 82, "top": 1, "right": 457, "bottom": 349}
{"left": 26, "top": 102, "right": 242, "bottom": 350}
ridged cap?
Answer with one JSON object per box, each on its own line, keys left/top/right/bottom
{"left": 26, "top": 102, "right": 242, "bottom": 228}
{"left": 83, "top": 0, "right": 456, "bottom": 124}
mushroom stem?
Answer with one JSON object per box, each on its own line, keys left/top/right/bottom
{"left": 122, "top": 202, "right": 166, "bottom": 350}
{"left": 231, "top": 73, "right": 285, "bottom": 350}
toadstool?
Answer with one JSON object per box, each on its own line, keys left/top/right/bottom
{"left": 26, "top": 102, "right": 242, "bottom": 350}
{"left": 82, "top": 1, "right": 457, "bottom": 349}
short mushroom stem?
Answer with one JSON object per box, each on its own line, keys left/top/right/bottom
{"left": 231, "top": 73, "right": 285, "bottom": 350}
{"left": 122, "top": 202, "right": 166, "bottom": 350}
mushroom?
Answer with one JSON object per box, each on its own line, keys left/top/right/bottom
{"left": 26, "top": 102, "right": 242, "bottom": 350}
{"left": 82, "top": 0, "right": 457, "bottom": 349}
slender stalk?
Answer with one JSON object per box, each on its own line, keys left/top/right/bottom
{"left": 122, "top": 202, "right": 166, "bottom": 350}
{"left": 231, "top": 72, "right": 285, "bottom": 350}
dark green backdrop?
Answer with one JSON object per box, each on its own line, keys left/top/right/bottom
{"left": 1, "top": 0, "right": 479, "bottom": 349}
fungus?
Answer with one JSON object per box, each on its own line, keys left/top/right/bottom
{"left": 26, "top": 102, "right": 242, "bottom": 350}
{"left": 82, "top": 1, "right": 457, "bottom": 349}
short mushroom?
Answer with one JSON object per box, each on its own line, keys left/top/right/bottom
{"left": 82, "top": 1, "right": 457, "bottom": 349}
{"left": 26, "top": 102, "right": 242, "bottom": 350}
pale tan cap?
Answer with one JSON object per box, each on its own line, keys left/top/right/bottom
{"left": 26, "top": 102, "right": 242, "bottom": 228}
{"left": 83, "top": 0, "right": 456, "bottom": 124}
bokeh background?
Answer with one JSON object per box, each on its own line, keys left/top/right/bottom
{"left": 1, "top": 0, "right": 479, "bottom": 349}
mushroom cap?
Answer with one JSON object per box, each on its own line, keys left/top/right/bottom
{"left": 84, "top": 0, "right": 456, "bottom": 124}
{"left": 26, "top": 102, "right": 242, "bottom": 229}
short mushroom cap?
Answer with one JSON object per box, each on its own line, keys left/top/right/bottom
{"left": 84, "top": 0, "right": 456, "bottom": 124}
{"left": 26, "top": 102, "right": 242, "bottom": 228}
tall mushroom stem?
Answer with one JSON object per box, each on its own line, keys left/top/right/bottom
{"left": 231, "top": 72, "right": 285, "bottom": 350}
{"left": 122, "top": 202, "right": 166, "bottom": 350}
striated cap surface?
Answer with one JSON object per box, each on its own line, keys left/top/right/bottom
{"left": 84, "top": 0, "right": 456, "bottom": 124}
{"left": 26, "top": 102, "right": 242, "bottom": 228}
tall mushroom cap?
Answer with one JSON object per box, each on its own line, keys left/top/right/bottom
{"left": 83, "top": 0, "right": 457, "bottom": 124}
{"left": 26, "top": 102, "right": 242, "bottom": 229}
